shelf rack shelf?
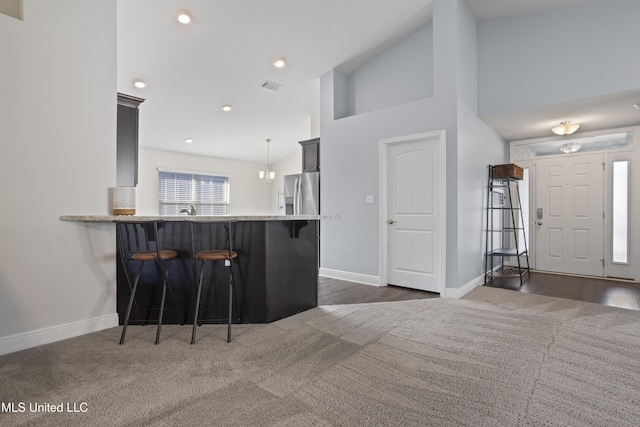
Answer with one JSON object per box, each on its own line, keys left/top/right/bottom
{"left": 484, "top": 164, "right": 530, "bottom": 285}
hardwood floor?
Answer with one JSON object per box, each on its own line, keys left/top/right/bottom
{"left": 318, "top": 276, "right": 438, "bottom": 305}
{"left": 319, "top": 273, "right": 640, "bottom": 311}
{"left": 483, "top": 271, "right": 640, "bottom": 311}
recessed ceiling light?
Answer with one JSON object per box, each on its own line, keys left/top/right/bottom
{"left": 273, "top": 58, "right": 286, "bottom": 68}
{"left": 177, "top": 12, "right": 191, "bottom": 24}
{"left": 133, "top": 80, "right": 146, "bottom": 89}
{"left": 221, "top": 105, "right": 232, "bottom": 112}
{"left": 185, "top": 138, "right": 194, "bottom": 144}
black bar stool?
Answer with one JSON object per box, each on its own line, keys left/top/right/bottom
{"left": 189, "top": 220, "right": 238, "bottom": 344}
{"left": 116, "top": 220, "right": 182, "bottom": 344}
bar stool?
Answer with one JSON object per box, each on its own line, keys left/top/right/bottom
{"left": 116, "top": 220, "right": 182, "bottom": 345}
{"left": 189, "top": 221, "right": 238, "bottom": 344}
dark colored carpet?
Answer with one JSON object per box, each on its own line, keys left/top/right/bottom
{"left": 1, "top": 286, "right": 640, "bottom": 426}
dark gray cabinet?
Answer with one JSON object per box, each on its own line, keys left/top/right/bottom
{"left": 116, "top": 220, "right": 319, "bottom": 325}
{"left": 117, "top": 93, "right": 144, "bottom": 186}
{"left": 299, "top": 137, "right": 320, "bottom": 172}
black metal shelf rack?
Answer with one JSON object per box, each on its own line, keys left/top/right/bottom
{"left": 485, "top": 165, "right": 530, "bottom": 285}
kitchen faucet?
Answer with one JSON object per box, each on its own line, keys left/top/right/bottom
{"left": 180, "top": 204, "right": 196, "bottom": 216}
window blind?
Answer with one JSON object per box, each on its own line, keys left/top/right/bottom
{"left": 158, "top": 171, "right": 228, "bottom": 215}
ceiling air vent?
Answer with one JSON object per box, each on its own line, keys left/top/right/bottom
{"left": 261, "top": 80, "right": 282, "bottom": 91}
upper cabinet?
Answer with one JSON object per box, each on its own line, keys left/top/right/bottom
{"left": 117, "top": 93, "right": 144, "bottom": 187}
{"left": 300, "top": 138, "right": 320, "bottom": 172}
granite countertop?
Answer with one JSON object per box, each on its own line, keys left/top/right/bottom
{"left": 59, "top": 215, "right": 338, "bottom": 222}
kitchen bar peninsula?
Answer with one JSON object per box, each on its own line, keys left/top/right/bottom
{"left": 60, "top": 215, "right": 334, "bottom": 325}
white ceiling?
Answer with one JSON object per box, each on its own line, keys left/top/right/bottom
{"left": 117, "top": 0, "right": 433, "bottom": 163}
{"left": 482, "top": 89, "right": 640, "bottom": 142}
{"left": 117, "top": 0, "right": 634, "bottom": 164}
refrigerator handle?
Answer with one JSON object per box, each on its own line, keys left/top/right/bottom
{"left": 294, "top": 176, "right": 301, "bottom": 215}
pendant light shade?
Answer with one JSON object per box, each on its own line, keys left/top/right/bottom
{"left": 551, "top": 121, "right": 580, "bottom": 135}
{"left": 560, "top": 141, "right": 582, "bottom": 154}
{"left": 259, "top": 139, "right": 275, "bottom": 183}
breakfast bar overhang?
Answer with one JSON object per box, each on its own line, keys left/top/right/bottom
{"left": 60, "top": 215, "right": 335, "bottom": 325}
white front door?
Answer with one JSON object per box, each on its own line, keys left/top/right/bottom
{"left": 535, "top": 153, "right": 604, "bottom": 276}
{"left": 386, "top": 136, "right": 441, "bottom": 293}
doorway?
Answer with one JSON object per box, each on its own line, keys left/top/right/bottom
{"left": 513, "top": 129, "right": 638, "bottom": 282}
{"left": 379, "top": 130, "right": 445, "bottom": 294}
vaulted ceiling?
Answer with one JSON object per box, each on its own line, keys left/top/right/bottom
{"left": 118, "top": 0, "right": 625, "bottom": 164}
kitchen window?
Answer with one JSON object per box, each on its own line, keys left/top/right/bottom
{"left": 158, "top": 170, "right": 229, "bottom": 215}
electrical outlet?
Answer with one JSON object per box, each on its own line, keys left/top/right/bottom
{"left": 365, "top": 195, "right": 374, "bottom": 204}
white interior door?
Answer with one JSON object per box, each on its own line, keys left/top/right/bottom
{"left": 535, "top": 153, "right": 604, "bottom": 276}
{"left": 386, "top": 137, "right": 441, "bottom": 292}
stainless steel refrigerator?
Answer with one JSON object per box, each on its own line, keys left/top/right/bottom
{"left": 284, "top": 171, "right": 320, "bottom": 215}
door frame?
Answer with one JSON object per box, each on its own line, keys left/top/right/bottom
{"left": 511, "top": 126, "right": 640, "bottom": 282}
{"left": 379, "top": 130, "right": 446, "bottom": 294}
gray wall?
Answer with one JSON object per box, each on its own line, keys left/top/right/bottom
{"left": 456, "top": 0, "right": 478, "bottom": 113}
{"left": 320, "top": 75, "right": 456, "bottom": 277}
{"left": 346, "top": 23, "right": 434, "bottom": 116}
{"left": 457, "top": 102, "right": 508, "bottom": 286}
{"left": 321, "top": 0, "right": 640, "bottom": 290}
{"left": 320, "top": 0, "right": 505, "bottom": 289}
{"left": 454, "top": 0, "right": 506, "bottom": 287}
{"left": 478, "top": 0, "right": 640, "bottom": 117}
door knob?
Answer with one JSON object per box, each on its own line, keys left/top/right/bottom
{"left": 387, "top": 220, "right": 396, "bottom": 225}
{"left": 537, "top": 221, "right": 543, "bottom": 226}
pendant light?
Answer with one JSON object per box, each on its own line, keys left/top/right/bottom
{"left": 259, "top": 139, "right": 275, "bottom": 183}
{"left": 560, "top": 141, "right": 582, "bottom": 154}
{"left": 551, "top": 121, "right": 580, "bottom": 135}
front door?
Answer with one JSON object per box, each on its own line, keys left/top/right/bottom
{"left": 386, "top": 136, "right": 441, "bottom": 293}
{"left": 535, "top": 153, "right": 604, "bottom": 276}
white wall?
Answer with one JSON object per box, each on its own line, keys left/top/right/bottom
{"left": 478, "top": 0, "right": 640, "bottom": 118}
{"left": 137, "top": 148, "right": 272, "bottom": 216}
{"left": 0, "top": 0, "right": 117, "bottom": 354}
{"left": 137, "top": 147, "right": 302, "bottom": 216}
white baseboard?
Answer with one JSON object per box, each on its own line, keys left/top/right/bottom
{"left": 444, "top": 272, "right": 487, "bottom": 299}
{"left": 320, "top": 267, "right": 486, "bottom": 298}
{"left": 319, "top": 268, "right": 381, "bottom": 287}
{"left": 0, "top": 313, "right": 119, "bottom": 356}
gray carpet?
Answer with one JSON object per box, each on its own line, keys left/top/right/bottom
{"left": 2, "top": 286, "right": 640, "bottom": 426}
